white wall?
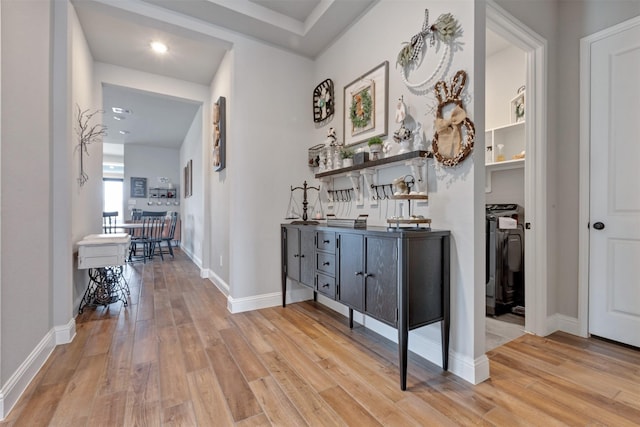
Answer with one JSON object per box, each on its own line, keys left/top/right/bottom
{"left": 313, "top": 0, "right": 487, "bottom": 383}
{"left": 0, "top": 0, "right": 53, "bottom": 376}
{"left": 124, "top": 144, "right": 182, "bottom": 217}
{"left": 69, "top": 1, "right": 102, "bottom": 315}
{"left": 486, "top": 45, "right": 525, "bottom": 128}
{"left": 1, "top": 0, "right": 54, "bottom": 413}
{"left": 227, "top": 37, "right": 315, "bottom": 302}
{"left": 208, "top": 50, "right": 232, "bottom": 288}
{"left": 485, "top": 43, "right": 525, "bottom": 206}
{"left": 180, "top": 108, "right": 205, "bottom": 264}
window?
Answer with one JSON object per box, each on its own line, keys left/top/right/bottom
{"left": 103, "top": 178, "right": 123, "bottom": 221}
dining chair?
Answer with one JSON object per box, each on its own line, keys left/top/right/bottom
{"left": 102, "top": 211, "right": 118, "bottom": 233}
{"left": 128, "top": 216, "right": 165, "bottom": 262}
{"left": 146, "top": 215, "right": 166, "bottom": 261}
{"left": 141, "top": 210, "right": 166, "bottom": 217}
{"left": 131, "top": 208, "right": 143, "bottom": 220}
{"left": 159, "top": 212, "right": 179, "bottom": 257}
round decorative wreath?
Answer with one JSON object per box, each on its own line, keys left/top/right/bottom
{"left": 396, "top": 10, "right": 461, "bottom": 91}
{"left": 350, "top": 89, "right": 372, "bottom": 128}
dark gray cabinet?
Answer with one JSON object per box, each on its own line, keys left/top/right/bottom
{"left": 337, "top": 233, "right": 398, "bottom": 327}
{"left": 281, "top": 224, "right": 450, "bottom": 390}
{"left": 282, "top": 227, "right": 315, "bottom": 288}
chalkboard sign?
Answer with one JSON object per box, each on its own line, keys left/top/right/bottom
{"left": 130, "top": 177, "right": 147, "bottom": 198}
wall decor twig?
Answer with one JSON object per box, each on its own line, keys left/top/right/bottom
{"left": 75, "top": 104, "right": 106, "bottom": 187}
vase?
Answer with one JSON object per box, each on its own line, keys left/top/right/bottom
{"left": 369, "top": 144, "right": 382, "bottom": 160}
{"left": 343, "top": 158, "right": 353, "bottom": 167}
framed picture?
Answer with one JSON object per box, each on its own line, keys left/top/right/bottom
{"left": 184, "top": 160, "right": 193, "bottom": 198}
{"left": 213, "top": 96, "right": 226, "bottom": 172}
{"left": 130, "top": 177, "right": 147, "bottom": 198}
{"left": 343, "top": 61, "right": 389, "bottom": 146}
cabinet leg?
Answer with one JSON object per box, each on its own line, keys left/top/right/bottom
{"left": 281, "top": 276, "right": 286, "bottom": 308}
{"left": 399, "top": 326, "right": 408, "bottom": 390}
{"left": 349, "top": 308, "right": 353, "bottom": 329}
{"left": 441, "top": 319, "right": 450, "bottom": 371}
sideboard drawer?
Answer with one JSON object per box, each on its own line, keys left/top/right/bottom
{"left": 316, "top": 273, "right": 336, "bottom": 299}
{"left": 316, "top": 231, "right": 336, "bottom": 254}
{"left": 316, "top": 252, "right": 335, "bottom": 275}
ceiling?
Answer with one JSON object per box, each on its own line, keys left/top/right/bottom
{"left": 76, "top": 1, "right": 507, "bottom": 156}
{"left": 73, "top": 0, "right": 377, "bottom": 155}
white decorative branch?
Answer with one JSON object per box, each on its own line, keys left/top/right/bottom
{"left": 75, "top": 104, "right": 107, "bottom": 187}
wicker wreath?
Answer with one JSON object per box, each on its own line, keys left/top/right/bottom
{"left": 431, "top": 70, "right": 475, "bottom": 167}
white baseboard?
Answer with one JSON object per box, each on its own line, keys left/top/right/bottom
{"left": 546, "top": 313, "right": 581, "bottom": 336}
{"left": 54, "top": 318, "right": 76, "bottom": 344}
{"left": 0, "top": 327, "right": 57, "bottom": 420}
{"left": 207, "top": 269, "right": 230, "bottom": 297}
{"left": 227, "top": 292, "right": 281, "bottom": 313}
{"left": 179, "top": 244, "right": 202, "bottom": 270}
{"left": 450, "top": 352, "right": 491, "bottom": 385}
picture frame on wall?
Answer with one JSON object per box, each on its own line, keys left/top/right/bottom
{"left": 343, "top": 61, "right": 389, "bottom": 147}
{"left": 184, "top": 160, "right": 193, "bottom": 197}
{"left": 213, "top": 96, "right": 226, "bottom": 172}
{"left": 130, "top": 177, "right": 147, "bottom": 198}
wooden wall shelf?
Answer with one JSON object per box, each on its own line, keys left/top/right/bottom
{"left": 315, "top": 150, "right": 431, "bottom": 179}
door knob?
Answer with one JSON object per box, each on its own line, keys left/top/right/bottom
{"left": 593, "top": 222, "right": 605, "bottom": 230}
{"left": 355, "top": 271, "right": 363, "bottom": 276}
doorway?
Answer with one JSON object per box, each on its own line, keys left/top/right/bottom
{"left": 486, "top": 1, "right": 549, "bottom": 346}
{"left": 484, "top": 29, "right": 527, "bottom": 350}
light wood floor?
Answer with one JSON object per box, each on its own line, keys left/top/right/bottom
{"left": 2, "top": 249, "right": 639, "bottom": 426}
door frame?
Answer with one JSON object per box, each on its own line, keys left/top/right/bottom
{"left": 578, "top": 15, "right": 640, "bottom": 338}
{"left": 487, "top": 1, "right": 548, "bottom": 336}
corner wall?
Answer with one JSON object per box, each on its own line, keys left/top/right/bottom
{"left": 1, "top": 0, "right": 55, "bottom": 417}
{"left": 312, "top": 0, "right": 487, "bottom": 383}
{"left": 225, "top": 38, "right": 315, "bottom": 306}
{"left": 208, "top": 50, "right": 232, "bottom": 290}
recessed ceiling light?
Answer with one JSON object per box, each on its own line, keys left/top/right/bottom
{"left": 112, "top": 107, "right": 131, "bottom": 114}
{"left": 119, "top": 130, "right": 130, "bottom": 135}
{"left": 150, "top": 41, "right": 168, "bottom": 54}
{"left": 113, "top": 115, "right": 125, "bottom": 121}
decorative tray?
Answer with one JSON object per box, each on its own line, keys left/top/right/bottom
{"left": 326, "top": 214, "right": 368, "bottom": 228}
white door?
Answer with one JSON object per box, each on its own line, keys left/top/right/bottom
{"left": 588, "top": 18, "right": 640, "bottom": 347}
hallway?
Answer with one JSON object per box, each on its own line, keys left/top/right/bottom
{"left": 2, "top": 250, "right": 639, "bottom": 426}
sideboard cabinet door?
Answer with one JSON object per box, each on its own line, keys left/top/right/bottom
{"left": 337, "top": 233, "right": 364, "bottom": 311}
{"left": 284, "top": 226, "right": 315, "bottom": 289}
{"left": 365, "top": 236, "right": 398, "bottom": 326}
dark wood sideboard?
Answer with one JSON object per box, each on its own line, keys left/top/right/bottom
{"left": 280, "top": 223, "right": 450, "bottom": 390}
